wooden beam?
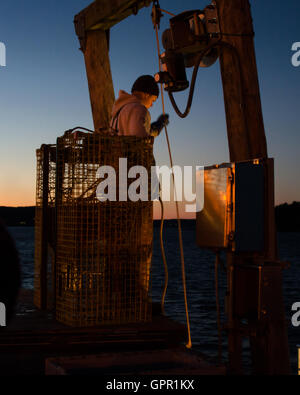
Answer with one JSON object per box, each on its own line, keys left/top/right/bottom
{"left": 74, "top": 0, "right": 152, "bottom": 131}
{"left": 216, "top": 0, "right": 290, "bottom": 375}
{"left": 83, "top": 29, "right": 115, "bottom": 131}
{"left": 216, "top": 0, "right": 268, "bottom": 162}
{"left": 75, "top": 0, "right": 152, "bottom": 31}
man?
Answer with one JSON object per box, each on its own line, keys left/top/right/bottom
{"left": 110, "top": 75, "right": 169, "bottom": 200}
{"left": 109, "top": 76, "right": 168, "bottom": 315}
{"left": 110, "top": 75, "right": 169, "bottom": 137}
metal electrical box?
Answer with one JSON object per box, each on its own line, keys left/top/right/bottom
{"left": 196, "top": 159, "right": 266, "bottom": 252}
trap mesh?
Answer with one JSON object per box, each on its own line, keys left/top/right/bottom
{"left": 34, "top": 145, "right": 56, "bottom": 309}
{"left": 55, "top": 132, "right": 154, "bottom": 326}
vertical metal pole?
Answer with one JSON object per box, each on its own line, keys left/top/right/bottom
{"left": 40, "top": 145, "right": 49, "bottom": 310}
{"left": 54, "top": 138, "right": 63, "bottom": 312}
{"left": 226, "top": 252, "right": 243, "bottom": 374}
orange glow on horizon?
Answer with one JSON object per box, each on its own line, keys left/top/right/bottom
{"left": 0, "top": 197, "right": 35, "bottom": 207}
{"left": 0, "top": 181, "right": 35, "bottom": 208}
{"left": 0, "top": 192, "right": 35, "bottom": 208}
{"left": 153, "top": 200, "right": 196, "bottom": 220}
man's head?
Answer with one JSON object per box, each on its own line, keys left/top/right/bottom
{"left": 131, "top": 75, "right": 159, "bottom": 109}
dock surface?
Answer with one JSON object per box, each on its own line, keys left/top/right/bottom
{"left": 0, "top": 289, "right": 225, "bottom": 375}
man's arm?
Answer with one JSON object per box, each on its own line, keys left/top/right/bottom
{"left": 124, "top": 104, "right": 151, "bottom": 137}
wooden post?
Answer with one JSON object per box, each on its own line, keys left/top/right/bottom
{"left": 74, "top": 1, "right": 152, "bottom": 131}
{"left": 216, "top": 0, "right": 268, "bottom": 162}
{"left": 82, "top": 29, "right": 115, "bottom": 131}
{"left": 215, "top": 0, "right": 290, "bottom": 374}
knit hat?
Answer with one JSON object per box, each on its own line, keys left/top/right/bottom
{"left": 131, "top": 75, "right": 159, "bottom": 98}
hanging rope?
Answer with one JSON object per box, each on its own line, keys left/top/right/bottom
{"left": 158, "top": 8, "right": 176, "bottom": 17}
{"left": 159, "top": 196, "right": 168, "bottom": 314}
{"left": 153, "top": 9, "right": 192, "bottom": 349}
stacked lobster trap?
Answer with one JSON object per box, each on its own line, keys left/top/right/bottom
{"left": 34, "top": 145, "right": 57, "bottom": 309}
{"left": 34, "top": 131, "right": 154, "bottom": 327}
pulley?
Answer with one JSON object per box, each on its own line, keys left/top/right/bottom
{"left": 154, "top": 7, "right": 220, "bottom": 93}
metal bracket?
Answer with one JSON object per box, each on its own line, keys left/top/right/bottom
{"left": 203, "top": 3, "right": 220, "bottom": 40}
{"left": 151, "top": 0, "right": 163, "bottom": 29}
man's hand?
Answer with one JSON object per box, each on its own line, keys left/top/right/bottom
{"left": 156, "top": 114, "right": 169, "bottom": 128}
{"left": 150, "top": 114, "right": 169, "bottom": 137}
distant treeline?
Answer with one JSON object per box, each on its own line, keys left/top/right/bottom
{"left": 0, "top": 202, "right": 299, "bottom": 232}
{"left": 275, "top": 201, "right": 300, "bottom": 232}
{"left": 0, "top": 206, "right": 35, "bottom": 227}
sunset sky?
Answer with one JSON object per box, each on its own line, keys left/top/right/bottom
{"left": 0, "top": 0, "right": 299, "bottom": 219}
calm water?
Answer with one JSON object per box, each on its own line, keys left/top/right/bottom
{"left": 8, "top": 226, "right": 300, "bottom": 375}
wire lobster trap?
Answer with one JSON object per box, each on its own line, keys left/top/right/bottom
{"left": 54, "top": 131, "right": 154, "bottom": 326}
{"left": 34, "top": 145, "right": 56, "bottom": 309}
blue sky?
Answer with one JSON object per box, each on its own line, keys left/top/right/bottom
{"left": 0, "top": 0, "right": 299, "bottom": 210}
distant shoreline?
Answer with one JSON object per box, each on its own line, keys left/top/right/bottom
{"left": 1, "top": 202, "right": 299, "bottom": 232}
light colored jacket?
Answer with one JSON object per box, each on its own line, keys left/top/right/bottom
{"left": 110, "top": 90, "right": 151, "bottom": 137}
